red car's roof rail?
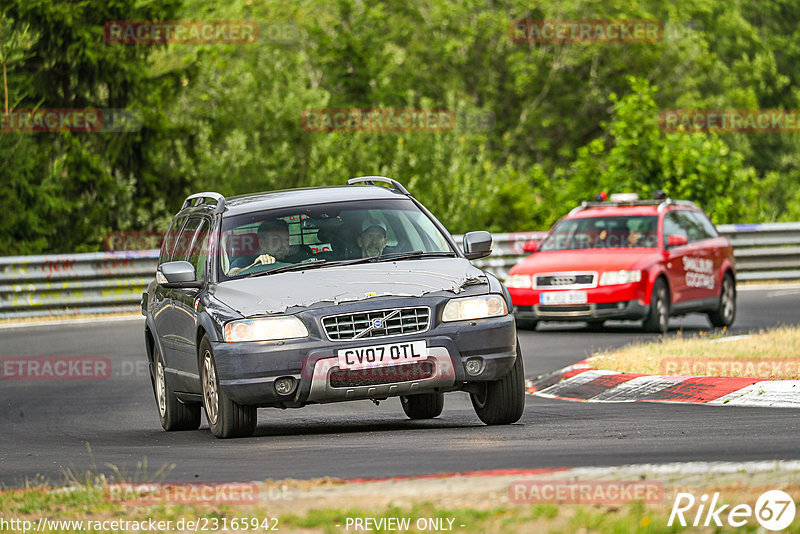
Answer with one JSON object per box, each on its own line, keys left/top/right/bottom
{"left": 568, "top": 198, "right": 697, "bottom": 215}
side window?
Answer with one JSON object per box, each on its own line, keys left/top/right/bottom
{"left": 686, "top": 211, "right": 719, "bottom": 240}
{"left": 663, "top": 212, "right": 686, "bottom": 239}
{"left": 159, "top": 216, "right": 186, "bottom": 264}
{"left": 678, "top": 211, "right": 712, "bottom": 242}
{"left": 188, "top": 219, "right": 210, "bottom": 281}
{"left": 173, "top": 217, "right": 203, "bottom": 262}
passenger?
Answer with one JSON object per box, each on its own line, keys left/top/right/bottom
{"left": 357, "top": 219, "right": 388, "bottom": 258}
{"left": 228, "top": 219, "right": 308, "bottom": 275}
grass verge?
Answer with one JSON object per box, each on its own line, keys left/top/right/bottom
{"left": 2, "top": 476, "right": 800, "bottom": 533}
{"left": 590, "top": 326, "right": 800, "bottom": 379}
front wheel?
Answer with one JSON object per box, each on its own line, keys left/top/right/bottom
{"left": 643, "top": 278, "right": 670, "bottom": 333}
{"left": 707, "top": 273, "right": 736, "bottom": 327}
{"left": 199, "top": 337, "right": 256, "bottom": 439}
{"left": 401, "top": 392, "right": 444, "bottom": 419}
{"left": 514, "top": 318, "right": 538, "bottom": 331}
{"left": 470, "top": 344, "right": 525, "bottom": 425}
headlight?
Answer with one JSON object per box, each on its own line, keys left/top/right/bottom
{"left": 504, "top": 274, "right": 532, "bottom": 289}
{"left": 599, "top": 270, "right": 642, "bottom": 286}
{"left": 442, "top": 294, "right": 508, "bottom": 322}
{"left": 223, "top": 316, "right": 308, "bottom": 342}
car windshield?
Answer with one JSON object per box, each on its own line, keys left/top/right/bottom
{"left": 540, "top": 215, "right": 658, "bottom": 251}
{"left": 218, "top": 198, "right": 455, "bottom": 280}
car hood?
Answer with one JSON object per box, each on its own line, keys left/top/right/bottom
{"left": 212, "top": 258, "right": 487, "bottom": 316}
{"left": 509, "top": 249, "right": 655, "bottom": 275}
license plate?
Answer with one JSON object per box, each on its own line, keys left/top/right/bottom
{"left": 540, "top": 291, "right": 588, "bottom": 305}
{"left": 337, "top": 340, "right": 428, "bottom": 370}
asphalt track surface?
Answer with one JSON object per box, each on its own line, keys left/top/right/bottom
{"left": 1, "top": 287, "right": 799, "bottom": 487}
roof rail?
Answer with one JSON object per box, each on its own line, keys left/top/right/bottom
{"left": 346, "top": 176, "right": 410, "bottom": 195}
{"left": 569, "top": 197, "right": 699, "bottom": 215}
{"left": 181, "top": 192, "right": 226, "bottom": 214}
{"left": 657, "top": 199, "right": 698, "bottom": 212}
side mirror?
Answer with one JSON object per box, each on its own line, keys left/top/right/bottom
{"left": 666, "top": 234, "right": 688, "bottom": 248}
{"left": 463, "top": 231, "right": 493, "bottom": 260}
{"left": 156, "top": 261, "right": 203, "bottom": 288}
{"left": 522, "top": 240, "right": 539, "bottom": 253}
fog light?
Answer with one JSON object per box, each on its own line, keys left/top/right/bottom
{"left": 274, "top": 377, "right": 296, "bottom": 396}
{"left": 465, "top": 358, "right": 485, "bottom": 376}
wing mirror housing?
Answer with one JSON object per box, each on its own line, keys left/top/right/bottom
{"left": 462, "top": 231, "right": 493, "bottom": 260}
{"left": 666, "top": 234, "right": 688, "bottom": 248}
{"left": 522, "top": 240, "right": 539, "bottom": 253}
{"left": 157, "top": 261, "right": 203, "bottom": 288}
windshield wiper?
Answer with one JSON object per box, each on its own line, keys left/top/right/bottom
{"left": 243, "top": 258, "right": 328, "bottom": 278}
{"left": 371, "top": 251, "right": 458, "bottom": 262}
{"left": 321, "top": 251, "right": 457, "bottom": 268}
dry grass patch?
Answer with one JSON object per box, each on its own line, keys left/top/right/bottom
{"left": 590, "top": 326, "right": 800, "bottom": 379}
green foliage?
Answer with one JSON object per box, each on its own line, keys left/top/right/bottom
{"left": 1, "top": 0, "right": 800, "bottom": 254}
{"left": 560, "top": 77, "right": 760, "bottom": 223}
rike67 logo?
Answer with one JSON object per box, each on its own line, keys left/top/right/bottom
{"left": 669, "top": 490, "right": 796, "bottom": 531}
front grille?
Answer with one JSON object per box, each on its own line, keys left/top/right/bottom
{"left": 322, "top": 307, "right": 430, "bottom": 341}
{"left": 535, "top": 305, "right": 593, "bottom": 317}
{"left": 537, "top": 305, "right": 591, "bottom": 313}
{"left": 329, "top": 361, "right": 436, "bottom": 388}
{"left": 535, "top": 273, "right": 596, "bottom": 289}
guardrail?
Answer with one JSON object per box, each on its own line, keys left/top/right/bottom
{"left": 1, "top": 223, "right": 798, "bottom": 319}
{"left": 0, "top": 251, "right": 158, "bottom": 319}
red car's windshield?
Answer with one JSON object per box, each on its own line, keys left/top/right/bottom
{"left": 540, "top": 215, "right": 658, "bottom": 251}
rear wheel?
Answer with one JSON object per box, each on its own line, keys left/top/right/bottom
{"left": 151, "top": 346, "right": 200, "bottom": 431}
{"left": 643, "top": 278, "right": 670, "bottom": 333}
{"left": 401, "top": 392, "right": 444, "bottom": 419}
{"left": 470, "top": 344, "right": 525, "bottom": 425}
{"left": 707, "top": 273, "right": 736, "bottom": 327}
{"left": 199, "top": 336, "right": 256, "bottom": 439}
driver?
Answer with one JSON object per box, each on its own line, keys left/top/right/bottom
{"left": 228, "top": 219, "right": 308, "bottom": 275}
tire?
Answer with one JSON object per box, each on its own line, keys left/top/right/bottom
{"left": 643, "top": 278, "right": 670, "bottom": 334}
{"left": 199, "top": 336, "right": 256, "bottom": 438}
{"left": 401, "top": 392, "right": 444, "bottom": 419}
{"left": 151, "top": 345, "right": 201, "bottom": 431}
{"left": 586, "top": 320, "right": 606, "bottom": 331}
{"left": 514, "top": 317, "right": 538, "bottom": 331}
{"left": 470, "top": 343, "right": 525, "bottom": 425}
{"left": 707, "top": 272, "right": 736, "bottom": 328}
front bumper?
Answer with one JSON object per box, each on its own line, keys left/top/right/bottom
{"left": 210, "top": 297, "right": 517, "bottom": 407}
{"left": 513, "top": 300, "right": 649, "bottom": 321}
{"left": 509, "top": 282, "right": 650, "bottom": 322}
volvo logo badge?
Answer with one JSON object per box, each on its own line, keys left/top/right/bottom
{"left": 371, "top": 319, "right": 384, "bottom": 328}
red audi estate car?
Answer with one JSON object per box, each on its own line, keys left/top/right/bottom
{"left": 505, "top": 193, "right": 736, "bottom": 332}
